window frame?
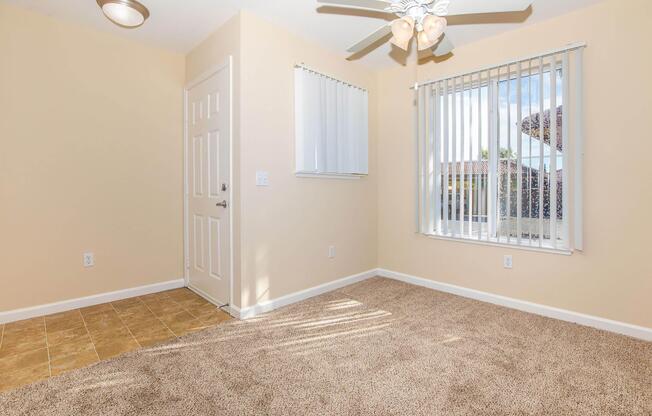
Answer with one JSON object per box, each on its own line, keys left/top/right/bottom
{"left": 415, "top": 44, "right": 585, "bottom": 255}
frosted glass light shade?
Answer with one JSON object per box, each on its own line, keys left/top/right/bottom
{"left": 422, "top": 14, "right": 447, "bottom": 42}
{"left": 390, "top": 36, "right": 410, "bottom": 51}
{"left": 417, "top": 30, "right": 437, "bottom": 51}
{"left": 390, "top": 16, "right": 415, "bottom": 51}
{"left": 97, "top": 0, "right": 150, "bottom": 28}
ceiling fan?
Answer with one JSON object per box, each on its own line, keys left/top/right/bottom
{"left": 318, "top": 0, "right": 533, "bottom": 57}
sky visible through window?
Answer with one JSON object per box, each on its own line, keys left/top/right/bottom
{"left": 440, "top": 69, "right": 564, "bottom": 171}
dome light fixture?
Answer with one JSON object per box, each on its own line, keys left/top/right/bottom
{"left": 97, "top": 0, "right": 150, "bottom": 29}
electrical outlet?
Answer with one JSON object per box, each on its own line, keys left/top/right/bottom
{"left": 83, "top": 252, "right": 95, "bottom": 268}
{"left": 503, "top": 255, "right": 513, "bottom": 269}
{"left": 328, "top": 246, "right": 336, "bottom": 259}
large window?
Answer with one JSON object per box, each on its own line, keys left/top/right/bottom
{"left": 415, "top": 45, "right": 584, "bottom": 252}
{"left": 294, "top": 65, "right": 368, "bottom": 177}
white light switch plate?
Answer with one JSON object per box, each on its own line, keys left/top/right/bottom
{"left": 256, "top": 171, "right": 269, "bottom": 186}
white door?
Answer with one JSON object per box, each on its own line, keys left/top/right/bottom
{"left": 186, "top": 62, "right": 231, "bottom": 306}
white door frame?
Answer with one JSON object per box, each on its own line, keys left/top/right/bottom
{"left": 183, "top": 56, "right": 234, "bottom": 314}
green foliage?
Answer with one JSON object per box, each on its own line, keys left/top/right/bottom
{"left": 481, "top": 148, "right": 514, "bottom": 160}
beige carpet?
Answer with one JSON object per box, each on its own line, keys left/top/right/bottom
{"left": 1, "top": 277, "right": 650, "bottom": 415}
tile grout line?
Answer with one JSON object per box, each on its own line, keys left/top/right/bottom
{"left": 78, "top": 310, "right": 101, "bottom": 361}
{"left": 170, "top": 289, "right": 232, "bottom": 327}
{"left": 165, "top": 290, "right": 210, "bottom": 325}
{"left": 136, "top": 297, "right": 180, "bottom": 338}
{"left": 43, "top": 317, "right": 52, "bottom": 377}
{"left": 159, "top": 292, "right": 212, "bottom": 335}
{"left": 109, "top": 303, "right": 142, "bottom": 348}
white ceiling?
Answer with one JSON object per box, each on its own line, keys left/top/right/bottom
{"left": 2, "top": 0, "right": 602, "bottom": 68}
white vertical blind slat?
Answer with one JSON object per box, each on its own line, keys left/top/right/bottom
{"left": 414, "top": 86, "right": 420, "bottom": 233}
{"left": 538, "top": 57, "right": 545, "bottom": 247}
{"left": 451, "top": 78, "right": 458, "bottom": 237}
{"left": 443, "top": 79, "right": 450, "bottom": 235}
{"left": 418, "top": 86, "right": 426, "bottom": 233}
{"left": 325, "top": 77, "right": 337, "bottom": 172}
{"left": 488, "top": 69, "right": 498, "bottom": 240}
{"left": 360, "top": 90, "right": 369, "bottom": 174}
{"left": 527, "top": 59, "right": 534, "bottom": 246}
{"left": 317, "top": 75, "right": 327, "bottom": 172}
{"left": 561, "top": 52, "right": 570, "bottom": 249}
{"left": 477, "top": 72, "right": 483, "bottom": 240}
{"left": 346, "top": 86, "right": 356, "bottom": 173}
{"left": 427, "top": 85, "right": 435, "bottom": 233}
{"left": 506, "top": 64, "right": 512, "bottom": 244}
{"left": 516, "top": 61, "right": 523, "bottom": 245}
{"left": 434, "top": 83, "right": 442, "bottom": 233}
{"left": 294, "top": 68, "right": 306, "bottom": 172}
{"left": 549, "top": 55, "right": 558, "bottom": 248}
{"left": 574, "top": 49, "right": 584, "bottom": 251}
{"left": 303, "top": 70, "right": 317, "bottom": 172}
{"left": 421, "top": 85, "right": 432, "bottom": 233}
{"left": 460, "top": 76, "right": 466, "bottom": 236}
{"left": 494, "top": 67, "right": 505, "bottom": 242}
{"left": 467, "top": 75, "right": 474, "bottom": 238}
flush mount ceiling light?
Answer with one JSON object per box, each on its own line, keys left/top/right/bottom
{"left": 97, "top": 0, "right": 150, "bottom": 29}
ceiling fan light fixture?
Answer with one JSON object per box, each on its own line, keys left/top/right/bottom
{"left": 422, "top": 14, "right": 447, "bottom": 42}
{"left": 389, "top": 36, "right": 410, "bottom": 51}
{"left": 390, "top": 16, "right": 415, "bottom": 50}
{"left": 97, "top": 0, "right": 150, "bottom": 28}
{"left": 417, "top": 30, "right": 437, "bottom": 51}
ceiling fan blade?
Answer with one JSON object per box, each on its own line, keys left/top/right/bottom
{"left": 317, "top": 0, "right": 393, "bottom": 12}
{"left": 445, "top": 0, "right": 532, "bottom": 16}
{"left": 433, "top": 33, "right": 454, "bottom": 56}
{"left": 347, "top": 23, "right": 392, "bottom": 53}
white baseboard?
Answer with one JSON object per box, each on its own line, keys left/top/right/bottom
{"left": 0, "top": 279, "right": 185, "bottom": 324}
{"left": 7, "top": 267, "right": 647, "bottom": 342}
{"left": 236, "top": 269, "right": 378, "bottom": 319}
{"left": 377, "top": 268, "right": 652, "bottom": 342}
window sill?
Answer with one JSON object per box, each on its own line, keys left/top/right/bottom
{"left": 422, "top": 233, "right": 573, "bottom": 256}
{"left": 295, "top": 172, "right": 366, "bottom": 180}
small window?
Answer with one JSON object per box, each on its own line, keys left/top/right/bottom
{"left": 294, "top": 65, "right": 368, "bottom": 177}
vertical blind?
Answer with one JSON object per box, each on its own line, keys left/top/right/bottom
{"left": 295, "top": 65, "right": 369, "bottom": 176}
{"left": 415, "top": 43, "right": 585, "bottom": 252}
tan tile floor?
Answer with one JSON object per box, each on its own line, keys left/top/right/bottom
{"left": 0, "top": 288, "right": 231, "bottom": 392}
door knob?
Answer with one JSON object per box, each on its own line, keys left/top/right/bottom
{"left": 216, "top": 200, "right": 227, "bottom": 208}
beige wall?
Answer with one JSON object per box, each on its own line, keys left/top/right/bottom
{"left": 3, "top": 0, "right": 650, "bottom": 330}
{"left": 238, "top": 12, "right": 378, "bottom": 308}
{"left": 0, "top": 4, "right": 185, "bottom": 311}
{"left": 185, "top": 14, "right": 243, "bottom": 307}
{"left": 184, "top": 12, "right": 379, "bottom": 309}
{"left": 377, "top": 0, "right": 652, "bottom": 328}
